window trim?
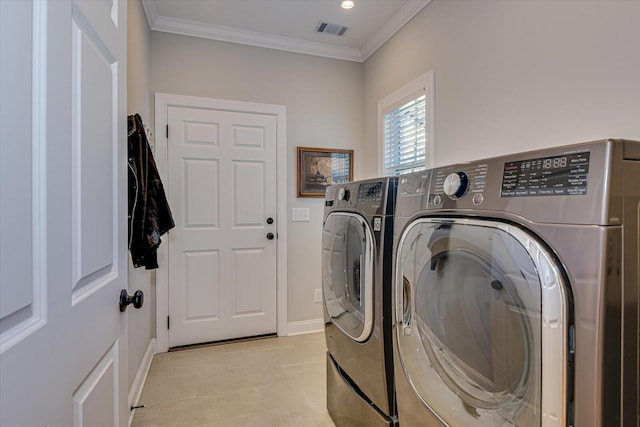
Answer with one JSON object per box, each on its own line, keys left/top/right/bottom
{"left": 377, "top": 71, "right": 435, "bottom": 176}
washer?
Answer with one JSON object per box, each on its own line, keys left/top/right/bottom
{"left": 392, "top": 139, "right": 640, "bottom": 426}
{"left": 323, "top": 177, "right": 398, "bottom": 426}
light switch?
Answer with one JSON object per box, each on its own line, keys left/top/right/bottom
{"left": 292, "top": 208, "right": 310, "bottom": 222}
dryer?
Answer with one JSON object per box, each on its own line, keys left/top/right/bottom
{"left": 323, "top": 177, "right": 398, "bottom": 426}
{"left": 392, "top": 139, "right": 640, "bottom": 426}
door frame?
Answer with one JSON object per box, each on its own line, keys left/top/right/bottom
{"left": 154, "top": 93, "right": 287, "bottom": 353}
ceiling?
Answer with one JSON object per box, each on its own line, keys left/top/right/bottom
{"left": 141, "top": 0, "right": 431, "bottom": 62}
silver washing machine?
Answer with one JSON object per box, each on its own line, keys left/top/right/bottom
{"left": 323, "top": 177, "right": 398, "bottom": 426}
{"left": 392, "top": 139, "right": 640, "bottom": 426}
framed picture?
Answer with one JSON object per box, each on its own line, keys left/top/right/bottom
{"left": 297, "top": 146, "right": 353, "bottom": 198}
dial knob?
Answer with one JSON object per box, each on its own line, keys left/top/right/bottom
{"left": 443, "top": 172, "right": 469, "bottom": 199}
{"left": 338, "top": 188, "right": 350, "bottom": 201}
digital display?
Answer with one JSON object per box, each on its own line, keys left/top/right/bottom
{"left": 543, "top": 157, "right": 567, "bottom": 169}
{"left": 358, "top": 182, "right": 383, "bottom": 202}
{"left": 501, "top": 152, "right": 590, "bottom": 197}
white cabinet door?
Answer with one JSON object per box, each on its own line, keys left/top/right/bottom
{"left": 166, "top": 106, "right": 278, "bottom": 348}
{"left": 0, "top": 1, "right": 128, "bottom": 425}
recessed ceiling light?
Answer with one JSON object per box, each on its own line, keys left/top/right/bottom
{"left": 341, "top": 1, "right": 355, "bottom": 10}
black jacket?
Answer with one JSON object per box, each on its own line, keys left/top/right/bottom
{"left": 128, "top": 114, "right": 174, "bottom": 269}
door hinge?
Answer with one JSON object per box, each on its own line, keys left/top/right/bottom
{"left": 167, "top": 315, "right": 170, "bottom": 330}
{"left": 166, "top": 124, "right": 169, "bottom": 138}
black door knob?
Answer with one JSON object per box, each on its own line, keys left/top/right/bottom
{"left": 266, "top": 217, "right": 274, "bottom": 224}
{"left": 119, "top": 289, "right": 144, "bottom": 312}
{"left": 267, "top": 232, "right": 275, "bottom": 240}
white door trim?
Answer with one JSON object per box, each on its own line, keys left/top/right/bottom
{"left": 154, "top": 93, "right": 288, "bottom": 353}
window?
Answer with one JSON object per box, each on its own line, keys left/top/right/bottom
{"left": 378, "top": 72, "right": 434, "bottom": 176}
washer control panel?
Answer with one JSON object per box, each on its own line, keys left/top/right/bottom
{"left": 337, "top": 187, "right": 350, "bottom": 201}
{"left": 325, "top": 179, "right": 394, "bottom": 217}
{"left": 357, "top": 181, "right": 383, "bottom": 203}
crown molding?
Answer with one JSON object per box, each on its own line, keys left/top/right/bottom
{"left": 140, "top": 0, "right": 159, "bottom": 29}
{"left": 151, "top": 16, "right": 364, "bottom": 62}
{"left": 141, "top": 0, "right": 431, "bottom": 63}
{"left": 360, "top": 0, "right": 431, "bottom": 61}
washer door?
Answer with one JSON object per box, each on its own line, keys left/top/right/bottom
{"left": 322, "top": 212, "right": 374, "bottom": 342}
{"left": 396, "top": 218, "right": 569, "bottom": 426}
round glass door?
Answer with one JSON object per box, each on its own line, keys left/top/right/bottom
{"left": 322, "top": 213, "right": 374, "bottom": 342}
{"left": 396, "top": 218, "right": 568, "bottom": 426}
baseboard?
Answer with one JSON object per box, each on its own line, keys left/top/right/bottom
{"left": 287, "top": 318, "right": 325, "bottom": 336}
{"left": 128, "top": 338, "right": 156, "bottom": 426}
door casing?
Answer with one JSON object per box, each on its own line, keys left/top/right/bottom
{"left": 154, "top": 93, "right": 288, "bottom": 353}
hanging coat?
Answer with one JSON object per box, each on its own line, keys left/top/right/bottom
{"left": 128, "top": 114, "right": 175, "bottom": 269}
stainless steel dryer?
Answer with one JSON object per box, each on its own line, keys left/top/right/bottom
{"left": 323, "top": 177, "right": 398, "bottom": 426}
{"left": 392, "top": 139, "right": 640, "bottom": 426}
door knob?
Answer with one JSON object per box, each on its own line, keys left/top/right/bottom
{"left": 267, "top": 232, "right": 275, "bottom": 240}
{"left": 119, "top": 289, "right": 144, "bottom": 312}
{"left": 266, "top": 217, "right": 274, "bottom": 224}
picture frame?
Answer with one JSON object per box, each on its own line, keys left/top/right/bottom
{"left": 297, "top": 146, "right": 353, "bottom": 198}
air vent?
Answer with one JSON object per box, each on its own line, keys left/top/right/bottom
{"left": 315, "top": 21, "right": 349, "bottom": 37}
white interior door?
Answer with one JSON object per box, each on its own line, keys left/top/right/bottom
{"left": 167, "top": 106, "right": 278, "bottom": 348}
{"left": 0, "top": 1, "right": 128, "bottom": 426}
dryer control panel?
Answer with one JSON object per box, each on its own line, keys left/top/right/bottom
{"left": 396, "top": 140, "right": 633, "bottom": 226}
{"left": 431, "top": 164, "right": 488, "bottom": 206}
{"left": 501, "top": 151, "right": 590, "bottom": 197}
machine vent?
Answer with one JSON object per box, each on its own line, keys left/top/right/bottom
{"left": 315, "top": 21, "right": 349, "bottom": 36}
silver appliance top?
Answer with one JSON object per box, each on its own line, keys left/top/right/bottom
{"left": 396, "top": 139, "right": 640, "bottom": 225}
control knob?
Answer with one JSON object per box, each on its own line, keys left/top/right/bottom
{"left": 443, "top": 172, "right": 469, "bottom": 199}
{"left": 338, "top": 187, "right": 350, "bottom": 201}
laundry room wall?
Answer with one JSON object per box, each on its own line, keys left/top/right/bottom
{"left": 149, "top": 32, "right": 364, "bottom": 328}
{"left": 362, "top": 0, "right": 640, "bottom": 175}
{"left": 127, "top": 0, "right": 155, "bottom": 395}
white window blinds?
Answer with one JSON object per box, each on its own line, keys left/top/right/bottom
{"left": 383, "top": 95, "right": 426, "bottom": 176}
{"left": 378, "top": 72, "right": 434, "bottom": 177}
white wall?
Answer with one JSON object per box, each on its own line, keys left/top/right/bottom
{"left": 126, "top": 0, "right": 154, "bottom": 390}
{"left": 363, "top": 0, "right": 640, "bottom": 175}
{"left": 149, "top": 32, "right": 364, "bottom": 324}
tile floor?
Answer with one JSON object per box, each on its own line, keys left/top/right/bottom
{"left": 131, "top": 332, "right": 336, "bottom": 427}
